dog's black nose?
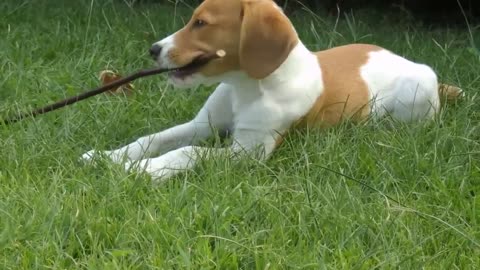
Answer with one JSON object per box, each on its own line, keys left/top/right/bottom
{"left": 149, "top": 44, "right": 162, "bottom": 59}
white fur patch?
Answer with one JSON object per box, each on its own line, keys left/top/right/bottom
{"left": 361, "top": 50, "right": 440, "bottom": 121}
{"left": 153, "top": 34, "right": 176, "bottom": 69}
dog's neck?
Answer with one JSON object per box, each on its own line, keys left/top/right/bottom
{"left": 220, "top": 41, "right": 317, "bottom": 93}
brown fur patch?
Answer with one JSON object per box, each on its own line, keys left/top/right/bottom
{"left": 239, "top": 0, "right": 298, "bottom": 79}
{"left": 168, "top": 0, "right": 243, "bottom": 77}
{"left": 165, "top": 0, "right": 297, "bottom": 79}
{"left": 296, "top": 44, "right": 382, "bottom": 128}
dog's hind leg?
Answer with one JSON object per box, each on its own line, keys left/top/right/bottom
{"left": 81, "top": 83, "right": 234, "bottom": 163}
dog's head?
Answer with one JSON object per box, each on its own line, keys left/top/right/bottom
{"left": 150, "top": 0, "right": 298, "bottom": 87}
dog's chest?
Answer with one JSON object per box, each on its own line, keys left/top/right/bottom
{"left": 229, "top": 79, "right": 322, "bottom": 132}
{"left": 225, "top": 43, "right": 325, "bottom": 131}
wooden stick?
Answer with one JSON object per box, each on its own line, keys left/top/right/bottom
{"left": 1, "top": 50, "right": 225, "bottom": 125}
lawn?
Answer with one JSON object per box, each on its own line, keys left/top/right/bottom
{"left": 1, "top": 0, "right": 479, "bottom": 269}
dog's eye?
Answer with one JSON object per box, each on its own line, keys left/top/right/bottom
{"left": 193, "top": 19, "right": 207, "bottom": 28}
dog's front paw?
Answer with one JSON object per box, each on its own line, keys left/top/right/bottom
{"left": 124, "top": 159, "right": 179, "bottom": 183}
{"left": 80, "top": 149, "right": 98, "bottom": 163}
{"left": 80, "top": 149, "right": 124, "bottom": 164}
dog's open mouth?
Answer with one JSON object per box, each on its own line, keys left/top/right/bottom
{"left": 169, "top": 65, "right": 201, "bottom": 79}
{"left": 168, "top": 55, "right": 211, "bottom": 79}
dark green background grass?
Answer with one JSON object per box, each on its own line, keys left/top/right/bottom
{"left": 0, "top": 0, "right": 479, "bottom": 269}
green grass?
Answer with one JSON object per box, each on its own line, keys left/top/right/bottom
{"left": 1, "top": 0, "right": 479, "bottom": 269}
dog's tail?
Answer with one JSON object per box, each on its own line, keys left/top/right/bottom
{"left": 438, "top": 83, "right": 464, "bottom": 105}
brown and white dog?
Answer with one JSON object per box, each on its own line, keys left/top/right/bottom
{"left": 83, "top": 0, "right": 462, "bottom": 181}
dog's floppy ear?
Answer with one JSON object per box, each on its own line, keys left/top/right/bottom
{"left": 239, "top": 0, "right": 298, "bottom": 79}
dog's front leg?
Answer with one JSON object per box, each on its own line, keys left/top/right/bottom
{"left": 82, "top": 122, "right": 212, "bottom": 163}
{"left": 124, "top": 145, "right": 228, "bottom": 180}
{"left": 125, "top": 128, "right": 282, "bottom": 183}
{"left": 81, "top": 84, "right": 234, "bottom": 163}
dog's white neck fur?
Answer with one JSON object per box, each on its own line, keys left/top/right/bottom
{"left": 226, "top": 42, "right": 313, "bottom": 85}
{"left": 213, "top": 41, "right": 323, "bottom": 137}
{"left": 220, "top": 42, "right": 322, "bottom": 107}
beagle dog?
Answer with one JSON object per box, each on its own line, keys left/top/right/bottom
{"left": 82, "top": 0, "right": 462, "bottom": 181}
